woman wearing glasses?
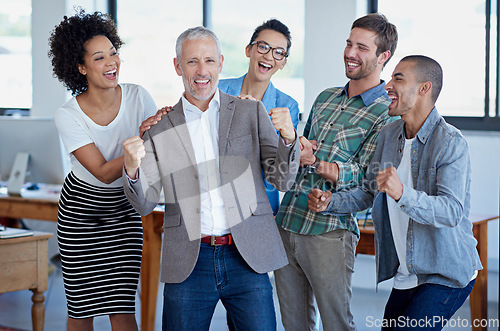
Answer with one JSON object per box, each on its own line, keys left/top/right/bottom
{"left": 218, "top": 18, "right": 300, "bottom": 216}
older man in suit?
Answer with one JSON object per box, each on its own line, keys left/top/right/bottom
{"left": 122, "top": 26, "right": 299, "bottom": 330}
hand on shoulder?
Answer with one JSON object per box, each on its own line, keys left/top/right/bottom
{"left": 139, "top": 106, "right": 173, "bottom": 138}
{"left": 237, "top": 94, "right": 257, "bottom": 101}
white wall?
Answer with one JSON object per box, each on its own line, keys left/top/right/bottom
{"left": 304, "top": 0, "right": 358, "bottom": 119}
{"left": 31, "top": 0, "right": 66, "bottom": 118}
{"left": 464, "top": 131, "right": 500, "bottom": 269}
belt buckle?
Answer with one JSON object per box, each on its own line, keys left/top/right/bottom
{"left": 210, "top": 236, "right": 218, "bottom": 246}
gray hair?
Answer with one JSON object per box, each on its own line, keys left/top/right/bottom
{"left": 175, "top": 26, "right": 221, "bottom": 60}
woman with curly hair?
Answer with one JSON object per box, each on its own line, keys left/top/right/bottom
{"left": 48, "top": 9, "right": 157, "bottom": 331}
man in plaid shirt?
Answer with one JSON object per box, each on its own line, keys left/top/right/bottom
{"left": 274, "top": 13, "right": 398, "bottom": 331}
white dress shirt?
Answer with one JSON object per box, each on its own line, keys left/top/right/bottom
{"left": 181, "top": 89, "right": 229, "bottom": 235}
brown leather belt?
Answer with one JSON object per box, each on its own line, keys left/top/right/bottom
{"left": 200, "top": 234, "right": 233, "bottom": 246}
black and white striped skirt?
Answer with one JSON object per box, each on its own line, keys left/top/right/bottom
{"left": 57, "top": 172, "right": 143, "bottom": 319}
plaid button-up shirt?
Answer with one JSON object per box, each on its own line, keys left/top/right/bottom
{"left": 275, "top": 82, "right": 393, "bottom": 237}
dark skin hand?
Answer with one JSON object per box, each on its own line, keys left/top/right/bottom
{"left": 139, "top": 106, "right": 173, "bottom": 138}
{"left": 307, "top": 188, "right": 332, "bottom": 212}
{"left": 307, "top": 166, "right": 404, "bottom": 213}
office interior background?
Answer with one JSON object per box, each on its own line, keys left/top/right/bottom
{"left": 0, "top": 0, "right": 498, "bottom": 329}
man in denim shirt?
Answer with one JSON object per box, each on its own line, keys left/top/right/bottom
{"left": 309, "top": 55, "right": 482, "bottom": 330}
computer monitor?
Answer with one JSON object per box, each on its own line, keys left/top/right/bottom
{"left": 0, "top": 117, "right": 70, "bottom": 191}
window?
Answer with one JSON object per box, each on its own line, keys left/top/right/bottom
{"left": 212, "top": 0, "right": 305, "bottom": 115}
{"left": 117, "top": 0, "right": 305, "bottom": 114}
{"left": 0, "top": 0, "right": 31, "bottom": 111}
{"left": 376, "top": 0, "right": 500, "bottom": 130}
{"left": 117, "top": 0, "right": 203, "bottom": 108}
{"left": 378, "top": 0, "right": 487, "bottom": 117}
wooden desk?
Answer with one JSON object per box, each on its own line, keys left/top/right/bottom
{"left": 0, "top": 231, "right": 53, "bottom": 331}
{"left": 0, "top": 195, "right": 59, "bottom": 222}
{"left": 0, "top": 194, "right": 163, "bottom": 331}
{"left": 1, "top": 195, "right": 497, "bottom": 331}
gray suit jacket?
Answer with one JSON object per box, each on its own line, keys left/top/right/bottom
{"left": 123, "top": 91, "right": 300, "bottom": 283}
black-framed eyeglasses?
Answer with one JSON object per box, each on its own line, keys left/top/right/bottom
{"left": 250, "top": 40, "right": 288, "bottom": 61}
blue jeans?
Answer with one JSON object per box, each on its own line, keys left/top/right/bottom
{"left": 382, "top": 279, "right": 475, "bottom": 330}
{"left": 162, "top": 243, "right": 276, "bottom": 331}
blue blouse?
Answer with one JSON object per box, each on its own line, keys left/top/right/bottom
{"left": 218, "top": 74, "right": 300, "bottom": 215}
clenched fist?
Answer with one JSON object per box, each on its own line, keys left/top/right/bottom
{"left": 123, "top": 136, "right": 146, "bottom": 179}
{"left": 269, "top": 107, "right": 296, "bottom": 144}
{"left": 376, "top": 167, "right": 403, "bottom": 201}
{"left": 299, "top": 136, "right": 317, "bottom": 166}
{"left": 308, "top": 188, "right": 332, "bottom": 212}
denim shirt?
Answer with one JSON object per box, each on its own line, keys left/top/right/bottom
{"left": 218, "top": 74, "right": 300, "bottom": 129}
{"left": 324, "top": 108, "right": 482, "bottom": 288}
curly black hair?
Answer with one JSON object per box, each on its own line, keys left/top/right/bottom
{"left": 48, "top": 9, "right": 123, "bottom": 96}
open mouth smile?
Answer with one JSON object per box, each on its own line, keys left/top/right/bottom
{"left": 104, "top": 68, "right": 117, "bottom": 79}
{"left": 258, "top": 61, "right": 273, "bottom": 72}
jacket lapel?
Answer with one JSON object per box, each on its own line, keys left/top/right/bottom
{"left": 166, "top": 99, "right": 197, "bottom": 167}
{"left": 218, "top": 92, "right": 236, "bottom": 168}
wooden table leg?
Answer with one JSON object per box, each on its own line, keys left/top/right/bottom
{"left": 470, "top": 222, "right": 488, "bottom": 331}
{"left": 31, "top": 289, "right": 45, "bottom": 331}
{"left": 141, "top": 214, "right": 162, "bottom": 331}
{"left": 32, "top": 235, "right": 49, "bottom": 331}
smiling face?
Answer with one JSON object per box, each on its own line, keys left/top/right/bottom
{"left": 385, "top": 61, "right": 421, "bottom": 118}
{"left": 245, "top": 29, "right": 288, "bottom": 83}
{"left": 78, "top": 35, "right": 120, "bottom": 90}
{"left": 174, "top": 37, "right": 223, "bottom": 109}
{"left": 344, "top": 27, "right": 385, "bottom": 81}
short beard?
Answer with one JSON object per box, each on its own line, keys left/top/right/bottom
{"left": 345, "top": 57, "right": 378, "bottom": 80}
{"left": 181, "top": 68, "right": 218, "bottom": 101}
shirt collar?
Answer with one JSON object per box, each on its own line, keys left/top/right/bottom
{"left": 341, "top": 80, "right": 389, "bottom": 106}
{"left": 182, "top": 89, "right": 220, "bottom": 115}
{"left": 415, "top": 107, "right": 440, "bottom": 144}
